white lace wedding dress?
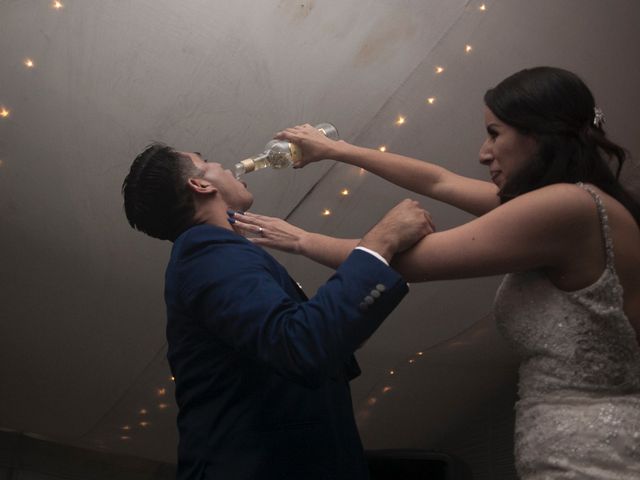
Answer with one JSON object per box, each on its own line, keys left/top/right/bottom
{"left": 494, "top": 184, "right": 640, "bottom": 479}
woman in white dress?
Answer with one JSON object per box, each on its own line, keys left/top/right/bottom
{"left": 228, "top": 67, "right": 640, "bottom": 478}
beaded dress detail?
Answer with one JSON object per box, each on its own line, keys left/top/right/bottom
{"left": 494, "top": 183, "right": 640, "bottom": 479}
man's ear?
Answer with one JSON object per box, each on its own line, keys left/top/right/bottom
{"left": 187, "top": 177, "right": 217, "bottom": 195}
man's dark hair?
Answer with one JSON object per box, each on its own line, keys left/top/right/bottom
{"left": 484, "top": 66, "right": 640, "bottom": 225}
{"left": 122, "top": 143, "right": 202, "bottom": 241}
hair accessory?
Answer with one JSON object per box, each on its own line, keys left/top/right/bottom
{"left": 593, "top": 106, "right": 605, "bottom": 128}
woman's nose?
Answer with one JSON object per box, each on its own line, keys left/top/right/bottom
{"left": 478, "top": 140, "right": 492, "bottom": 165}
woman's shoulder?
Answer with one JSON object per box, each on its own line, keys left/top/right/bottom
{"left": 526, "top": 182, "right": 596, "bottom": 202}
{"left": 501, "top": 183, "right": 598, "bottom": 224}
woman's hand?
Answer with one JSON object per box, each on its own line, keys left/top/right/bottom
{"left": 274, "top": 123, "right": 345, "bottom": 168}
{"left": 227, "top": 210, "right": 308, "bottom": 253}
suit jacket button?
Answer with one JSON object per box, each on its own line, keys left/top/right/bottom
{"left": 375, "top": 284, "right": 386, "bottom": 293}
{"left": 364, "top": 295, "right": 374, "bottom": 305}
{"left": 370, "top": 289, "right": 381, "bottom": 298}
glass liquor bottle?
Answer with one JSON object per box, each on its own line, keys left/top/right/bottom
{"left": 234, "top": 123, "right": 339, "bottom": 178}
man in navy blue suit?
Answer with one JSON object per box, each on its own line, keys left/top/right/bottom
{"left": 122, "top": 143, "right": 432, "bottom": 479}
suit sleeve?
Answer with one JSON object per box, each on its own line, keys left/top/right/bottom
{"left": 176, "top": 233, "right": 408, "bottom": 386}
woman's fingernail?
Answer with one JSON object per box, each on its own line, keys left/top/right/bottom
{"left": 226, "top": 209, "right": 236, "bottom": 216}
{"left": 227, "top": 218, "right": 236, "bottom": 224}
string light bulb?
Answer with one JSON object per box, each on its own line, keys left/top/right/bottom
{"left": 479, "top": 3, "right": 487, "bottom": 11}
{"left": 121, "top": 425, "right": 131, "bottom": 431}
{"left": 465, "top": 44, "right": 473, "bottom": 54}
{"left": 139, "top": 408, "right": 148, "bottom": 415}
{"left": 382, "top": 386, "right": 392, "bottom": 393}
{"left": 426, "top": 97, "right": 436, "bottom": 105}
{"left": 389, "top": 370, "right": 395, "bottom": 375}
{"left": 139, "top": 421, "right": 150, "bottom": 428}
{"left": 321, "top": 209, "right": 331, "bottom": 216}
{"left": 378, "top": 145, "right": 387, "bottom": 152}
{"left": 24, "top": 58, "right": 35, "bottom": 68}
{"left": 395, "top": 115, "right": 406, "bottom": 125}
{"left": 340, "top": 189, "right": 350, "bottom": 196}
{"left": 52, "top": 1, "right": 63, "bottom": 9}
{"left": 158, "top": 403, "right": 169, "bottom": 410}
{"left": 435, "top": 66, "right": 444, "bottom": 74}
{"left": 157, "top": 388, "right": 166, "bottom": 396}
{"left": 0, "top": 108, "right": 10, "bottom": 118}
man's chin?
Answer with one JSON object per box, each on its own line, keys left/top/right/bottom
{"left": 238, "top": 197, "right": 254, "bottom": 212}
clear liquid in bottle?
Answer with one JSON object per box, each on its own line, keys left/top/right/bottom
{"left": 234, "top": 123, "right": 338, "bottom": 178}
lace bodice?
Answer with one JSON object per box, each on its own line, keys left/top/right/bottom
{"left": 494, "top": 183, "right": 640, "bottom": 479}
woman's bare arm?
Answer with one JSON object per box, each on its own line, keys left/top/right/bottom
{"left": 276, "top": 124, "right": 500, "bottom": 216}
{"left": 232, "top": 184, "right": 597, "bottom": 284}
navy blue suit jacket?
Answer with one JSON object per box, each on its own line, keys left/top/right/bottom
{"left": 165, "top": 224, "right": 408, "bottom": 479}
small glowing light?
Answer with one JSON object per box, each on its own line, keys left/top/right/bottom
{"left": 435, "top": 66, "right": 444, "bottom": 74}
{"left": 465, "top": 44, "right": 473, "bottom": 54}
{"left": 395, "top": 116, "right": 406, "bottom": 125}
{"left": 139, "top": 421, "right": 150, "bottom": 428}
{"left": 417, "top": 351, "right": 424, "bottom": 356}
{"left": 378, "top": 145, "right": 387, "bottom": 152}
{"left": 158, "top": 403, "right": 169, "bottom": 410}
{"left": 52, "top": 1, "right": 63, "bottom": 9}
{"left": 157, "top": 388, "right": 166, "bottom": 396}
{"left": 121, "top": 425, "right": 131, "bottom": 431}
{"left": 120, "top": 435, "right": 131, "bottom": 441}
{"left": 170, "top": 376, "right": 175, "bottom": 381}
{"left": 389, "top": 370, "right": 395, "bottom": 375}
{"left": 340, "top": 189, "right": 350, "bottom": 196}
{"left": 321, "top": 209, "right": 331, "bottom": 216}
{"left": 426, "top": 97, "right": 436, "bottom": 105}
{"left": 408, "top": 358, "right": 416, "bottom": 364}
{"left": 0, "top": 108, "right": 10, "bottom": 118}
{"left": 139, "top": 408, "right": 148, "bottom": 415}
{"left": 24, "top": 58, "right": 35, "bottom": 68}
{"left": 382, "top": 386, "right": 392, "bottom": 393}
{"left": 367, "top": 397, "right": 378, "bottom": 406}
{"left": 479, "top": 3, "right": 487, "bottom": 11}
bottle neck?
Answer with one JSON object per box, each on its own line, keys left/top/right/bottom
{"left": 235, "top": 152, "right": 270, "bottom": 178}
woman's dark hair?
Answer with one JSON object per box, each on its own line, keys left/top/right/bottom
{"left": 484, "top": 66, "right": 640, "bottom": 224}
{"left": 122, "top": 143, "right": 202, "bottom": 241}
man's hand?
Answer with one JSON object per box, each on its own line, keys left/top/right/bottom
{"left": 359, "top": 199, "right": 434, "bottom": 263}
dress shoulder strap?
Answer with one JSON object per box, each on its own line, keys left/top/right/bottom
{"left": 576, "top": 182, "right": 615, "bottom": 269}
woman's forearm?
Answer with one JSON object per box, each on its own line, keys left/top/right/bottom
{"left": 331, "top": 142, "right": 498, "bottom": 216}
{"left": 332, "top": 143, "right": 448, "bottom": 199}
{"left": 298, "top": 232, "right": 359, "bottom": 270}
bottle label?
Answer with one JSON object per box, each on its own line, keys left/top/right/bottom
{"left": 289, "top": 143, "right": 302, "bottom": 164}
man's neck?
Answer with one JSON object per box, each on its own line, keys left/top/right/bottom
{"left": 194, "top": 201, "right": 234, "bottom": 231}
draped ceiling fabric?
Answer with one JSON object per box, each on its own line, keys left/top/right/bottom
{"left": 0, "top": 0, "right": 638, "bottom": 473}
